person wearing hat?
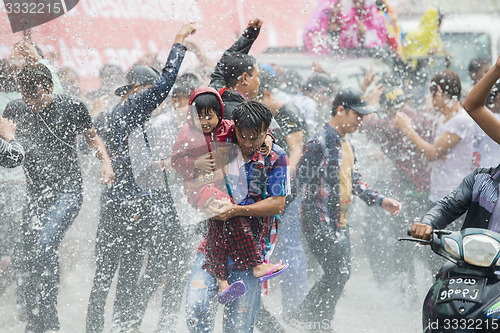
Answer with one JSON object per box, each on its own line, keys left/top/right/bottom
{"left": 284, "top": 88, "right": 401, "bottom": 329}
{"left": 3, "top": 61, "right": 114, "bottom": 333}
{"left": 86, "top": 22, "right": 195, "bottom": 333}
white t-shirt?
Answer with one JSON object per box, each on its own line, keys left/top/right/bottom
{"left": 429, "top": 109, "right": 475, "bottom": 202}
{"left": 473, "top": 113, "right": 500, "bottom": 168}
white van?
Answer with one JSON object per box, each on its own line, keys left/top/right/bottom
{"left": 400, "top": 13, "right": 500, "bottom": 90}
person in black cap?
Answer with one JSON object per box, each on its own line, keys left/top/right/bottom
{"left": 86, "top": 22, "right": 195, "bottom": 333}
{"left": 284, "top": 88, "right": 401, "bottom": 330}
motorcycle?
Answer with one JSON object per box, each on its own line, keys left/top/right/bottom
{"left": 399, "top": 228, "right": 500, "bottom": 332}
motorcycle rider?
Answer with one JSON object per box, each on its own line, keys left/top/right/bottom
{"left": 411, "top": 163, "right": 500, "bottom": 241}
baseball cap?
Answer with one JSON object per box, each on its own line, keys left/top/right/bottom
{"left": 19, "top": 63, "right": 53, "bottom": 84}
{"left": 114, "top": 65, "right": 160, "bottom": 96}
{"left": 380, "top": 86, "right": 406, "bottom": 108}
{"left": 332, "top": 88, "right": 376, "bottom": 115}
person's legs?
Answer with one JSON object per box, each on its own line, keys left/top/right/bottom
{"left": 0, "top": 182, "right": 26, "bottom": 303}
{"left": 22, "top": 202, "right": 43, "bottom": 333}
{"left": 14, "top": 204, "right": 31, "bottom": 321}
{"left": 86, "top": 197, "right": 122, "bottom": 333}
{"left": 111, "top": 198, "right": 154, "bottom": 331}
{"left": 223, "top": 264, "right": 261, "bottom": 333}
{"left": 0, "top": 183, "right": 25, "bottom": 291}
{"left": 273, "top": 197, "right": 309, "bottom": 317}
{"left": 185, "top": 252, "right": 218, "bottom": 333}
{"left": 26, "top": 191, "right": 83, "bottom": 332}
{"left": 254, "top": 306, "right": 286, "bottom": 333}
{"left": 131, "top": 224, "right": 172, "bottom": 330}
{"left": 293, "top": 225, "right": 351, "bottom": 326}
{"left": 155, "top": 208, "right": 193, "bottom": 333}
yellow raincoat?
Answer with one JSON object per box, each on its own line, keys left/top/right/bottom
{"left": 402, "top": 7, "right": 445, "bottom": 67}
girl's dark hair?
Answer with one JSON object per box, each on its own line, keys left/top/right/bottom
{"left": 487, "top": 82, "right": 500, "bottom": 106}
{"left": 192, "top": 92, "right": 223, "bottom": 120}
{"left": 172, "top": 73, "right": 201, "bottom": 98}
{"left": 431, "top": 69, "right": 461, "bottom": 99}
{"left": 232, "top": 101, "right": 272, "bottom": 135}
{"left": 468, "top": 58, "right": 490, "bottom": 74}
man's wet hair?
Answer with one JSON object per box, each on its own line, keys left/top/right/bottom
{"left": 302, "top": 73, "right": 336, "bottom": 94}
{"left": 19, "top": 63, "right": 53, "bottom": 96}
{"left": 221, "top": 52, "right": 256, "bottom": 88}
{"left": 172, "top": 73, "right": 201, "bottom": 98}
{"left": 430, "top": 69, "right": 461, "bottom": 99}
{"left": 99, "top": 64, "right": 124, "bottom": 85}
{"left": 257, "top": 68, "right": 280, "bottom": 98}
{"left": 0, "top": 59, "right": 19, "bottom": 93}
{"left": 281, "top": 69, "right": 304, "bottom": 94}
{"left": 232, "top": 101, "right": 272, "bottom": 135}
{"left": 487, "top": 81, "right": 500, "bottom": 107}
{"left": 468, "top": 58, "right": 490, "bottom": 75}
{"left": 192, "top": 92, "right": 223, "bottom": 120}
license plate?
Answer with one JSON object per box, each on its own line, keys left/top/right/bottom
{"left": 436, "top": 277, "right": 486, "bottom": 304}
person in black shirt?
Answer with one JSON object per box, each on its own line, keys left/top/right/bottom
{"left": 258, "top": 68, "right": 306, "bottom": 174}
{"left": 4, "top": 63, "right": 114, "bottom": 333}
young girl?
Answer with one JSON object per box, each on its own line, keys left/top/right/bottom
{"left": 171, "top": 87, "right": 287, "bottom": 304}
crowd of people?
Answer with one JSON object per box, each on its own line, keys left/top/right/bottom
{"left": 0, "top": 1, "right": 499, "bottom": 332}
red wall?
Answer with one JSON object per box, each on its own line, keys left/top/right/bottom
{"left": 0, "top": 0, "right": 317, "bottom": 92}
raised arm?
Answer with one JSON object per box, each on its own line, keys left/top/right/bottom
{"left": 209, "top": 18, "right": 262, "bottom": 90}
{"left": 420, "top": 169, "right": 475, "bottom": 230}
{"left": 285, "top": 131, "right": 304, "bottom": 175}
{"left": 394, "top": 112, "right": 460, "bottom": 161}
{"left": 117, "top": 23, "right": 196, "bottom": 136}
{"left": 463, "top": 56, "right": 500, "bottom": 144}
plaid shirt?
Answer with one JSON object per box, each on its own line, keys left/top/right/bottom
{"left": 198, "top": 144, "right": 290, "bottom": 264}
{"left": 422, "top": 165, "right": 500, "bottom": 231}
{"left": 289, "top": 123, "right": 384, "bottom": 235}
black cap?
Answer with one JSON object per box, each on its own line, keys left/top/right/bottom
{"left": 332, "top": 88, "right": 376, "bottom": 115}
{"left": 303, "top": 73, "right": 337, "bottom": 92}
{"left": 114, "top": 65, "right": 160, "bottom": 96}
{"left": 380, "top": 86, "right": 406, "bottom": 108}
{"left": 19, "top": 63, "right": 53, "bottom": 84}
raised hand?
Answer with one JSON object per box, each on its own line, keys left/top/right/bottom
{"left": 174, "top": 22, "right": 197, "bottom": 45}
{"left": 248, "top": 18, "right": 263, "bottom": 30}
{"left": 0, "top": 118, "right": 17, "bottom": 141}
